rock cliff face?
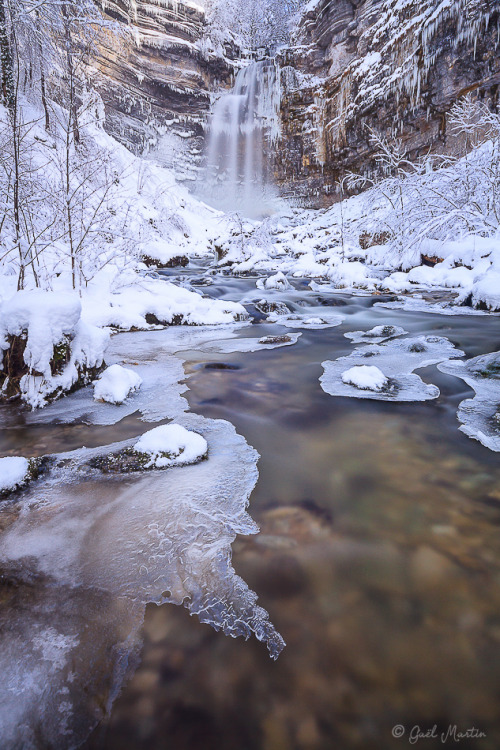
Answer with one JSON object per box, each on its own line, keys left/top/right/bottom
{"left": 91, "top": 0, "right": 236, "bottom": 180}
{"left": 276, "top": 0, "right": 500, "bottom": 208}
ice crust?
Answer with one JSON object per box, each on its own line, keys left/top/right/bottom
{"left": 267, "top": 311, "right": 344, "bottom": 329}
{"left": 0, "top": 325, "right": 285, "bottom": 748}
{"left": 438, "top": 351, "right": 500, "bottom": 452}
{"left": 199, "top": 331, "right": 301, "bottom": 353}
{"left": 321, "top": 335, "right": 464, "bottom": 401}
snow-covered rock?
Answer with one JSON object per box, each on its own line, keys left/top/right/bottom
{"left": 0, "top": 291, "right": 108, "bottom": 409}
{"left": 134, "top": 424, "right": 208, "bottom": 468}
{"left": 93, "top": 365, "right": 142, "bottom": 405}
{"left": 466, "top": 272, "right": 500, "bottom": 312}
{"left": 345, "top": 325, "right": 407, "bottom": 344}
{"left": 0, "top": 457, "right": 29, "bottom": 493}
{"left": 342, "top": 365, "right": 388, "bottom": 391}
{"left": 256, "top": 272, "right": 291, "bottom": 291}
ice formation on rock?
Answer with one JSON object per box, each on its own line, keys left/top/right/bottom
{"left": 321, "top": 335, "right": 464, "bottom": 402}
{"left": 438, "top": 351, "right": 500, "bottom": 452}
{"left": 345, "top": 324, "right": 408, "bottom": 344}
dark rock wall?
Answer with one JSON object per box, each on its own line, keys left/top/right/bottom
{"left": 276, "top": 0, "right": 500, "bottom": 208}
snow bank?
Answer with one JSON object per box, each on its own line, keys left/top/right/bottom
{"left": 82, "top": 269, "right": 246, "bottom": 330}
{"left": 0, "top": 291, "right": 81, "bottom": 378}
{"left": 135, "top": 424, "right": 208, "bottom": 468}
{"left": 0, "top": 291, "right": 108, "bottom": 409}
{"left": 342, "top": 365, "right": 388, "bottom": 391}
{"left": 0, "top": 457, "right": 29, "bottom": 493}
{"left": 465, "top": 272, "right": 500, "bottom": 312}
{"left": 93, "top": 365, "right": 142, "bottom": 405}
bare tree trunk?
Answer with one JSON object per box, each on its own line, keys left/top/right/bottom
{"left": 36, "top": 11, "right": 50, "bottom": 131}
{"left": 62, "top": 2, "right": 80, "bottom": 145}
{"left": 0, "top": 0, "right": 14, "bottom": 111}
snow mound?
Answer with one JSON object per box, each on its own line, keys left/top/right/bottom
{"left": 321, "top": 335, "right": 464, "bottom": 402}
{"left": 135, "top": 424, "right": 208, "bottom": 468}
{"left": 93, "top": 365, "right": 142, "bottom": 405}
{"left": 438, "top": 351, "right": 500, "bottom": 452}
{"left": 345, "top": 324, "right": 408, "bottom": 344}
{"left": 0, "top": 457, "right": 29, "bottom": 493}
{"left": 342, "top": 365, "right": 388, "bottom": 391}
{"left": 256, "top": 272, "right": 291, "bottom": 291}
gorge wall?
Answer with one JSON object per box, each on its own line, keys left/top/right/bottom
{"left": 90, "top": 0, "right": 236, "bottom": 181}
{"left": 90, "top": 0, "right": 500, "bottom": 206}
{"left": 276, "top": 0, "right": 500, "bottom": 207}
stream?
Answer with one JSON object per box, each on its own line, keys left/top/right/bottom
{"left": 1, "top": 268, "right": 500, "bottom": 750}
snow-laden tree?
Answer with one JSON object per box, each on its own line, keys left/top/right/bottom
{"left": 205, "top": 0, "right": 304, "bottom": 52}
{"left": 0, "top": 0, "right": 122, "bottom": 291}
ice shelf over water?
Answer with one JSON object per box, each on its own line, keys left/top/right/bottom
{"left": 0, "top": 324, "right": 285, "bottom": 749}
{"left": 438, "top": 351, "right": 500, "bottom": 452}
{"left": 320, "top": 335, "right": 465, "bottom": 402}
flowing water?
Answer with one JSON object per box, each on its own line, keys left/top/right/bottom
{"left": 1, "top": 269, "right": 500, "bottom": 750}
{"left": 202, "top": 60, "right": 281, "bottom": 217}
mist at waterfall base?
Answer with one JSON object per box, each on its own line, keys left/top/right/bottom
{"left": 201, "top": 60, "right": 282, "bottom": 219}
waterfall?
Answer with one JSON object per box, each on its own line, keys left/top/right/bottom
{"left": 203, "top": 60, "right": 281, "bottom": 218}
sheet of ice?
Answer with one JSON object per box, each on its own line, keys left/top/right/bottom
{"left": 321, "top": 335, "right": 464, "bottom": 402}
{"left": 342, "top": 365, "right": 388, "bottom": 391}
{"left": 198, "top": 331, "right": 301, "bottom": 353}
{"left": 134, "top": 424, "right": 208, "bottom": 467}
{"left": 93, "top": 364, "right": 142, "bottom": 405}
{"left": 24, "top": 326, "right": 245, "bottom": 426}
{"left": 267, "top": 311, "right": 344, "bottom": 329}
{"left": 0, "top": 457, "right": 29, "bottom": 492}
{"left": 345, "top": 324, "right": 408, "bottom": 344}
{"left": 0, "top": 414, "right": 285, "bottom": 747}
{"left": 438, "top": 352, "right": 500, "bottom": 452}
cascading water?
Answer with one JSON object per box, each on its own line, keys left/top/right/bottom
{"left": 203, "top": 59, "right": 281, "bottom": 218}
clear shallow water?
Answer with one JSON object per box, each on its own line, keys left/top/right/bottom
{"left": 1, "top": 275, "right": 500, "bottom": 750}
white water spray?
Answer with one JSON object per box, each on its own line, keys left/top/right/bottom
{"left": 203, "top": 60, "right": 281, "bottom": 218}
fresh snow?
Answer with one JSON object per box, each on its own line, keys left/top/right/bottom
{"left": 0, "top": 457, "right": 29, "bottom": 493}
{"left": 342, "top": 365, "right": 388, "bottom": 391}
{"left": 93, "top": 365, "right": 142, "bottom": 405}
{"left": 134, "top": 424, "right": 208, "bottom": 468}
